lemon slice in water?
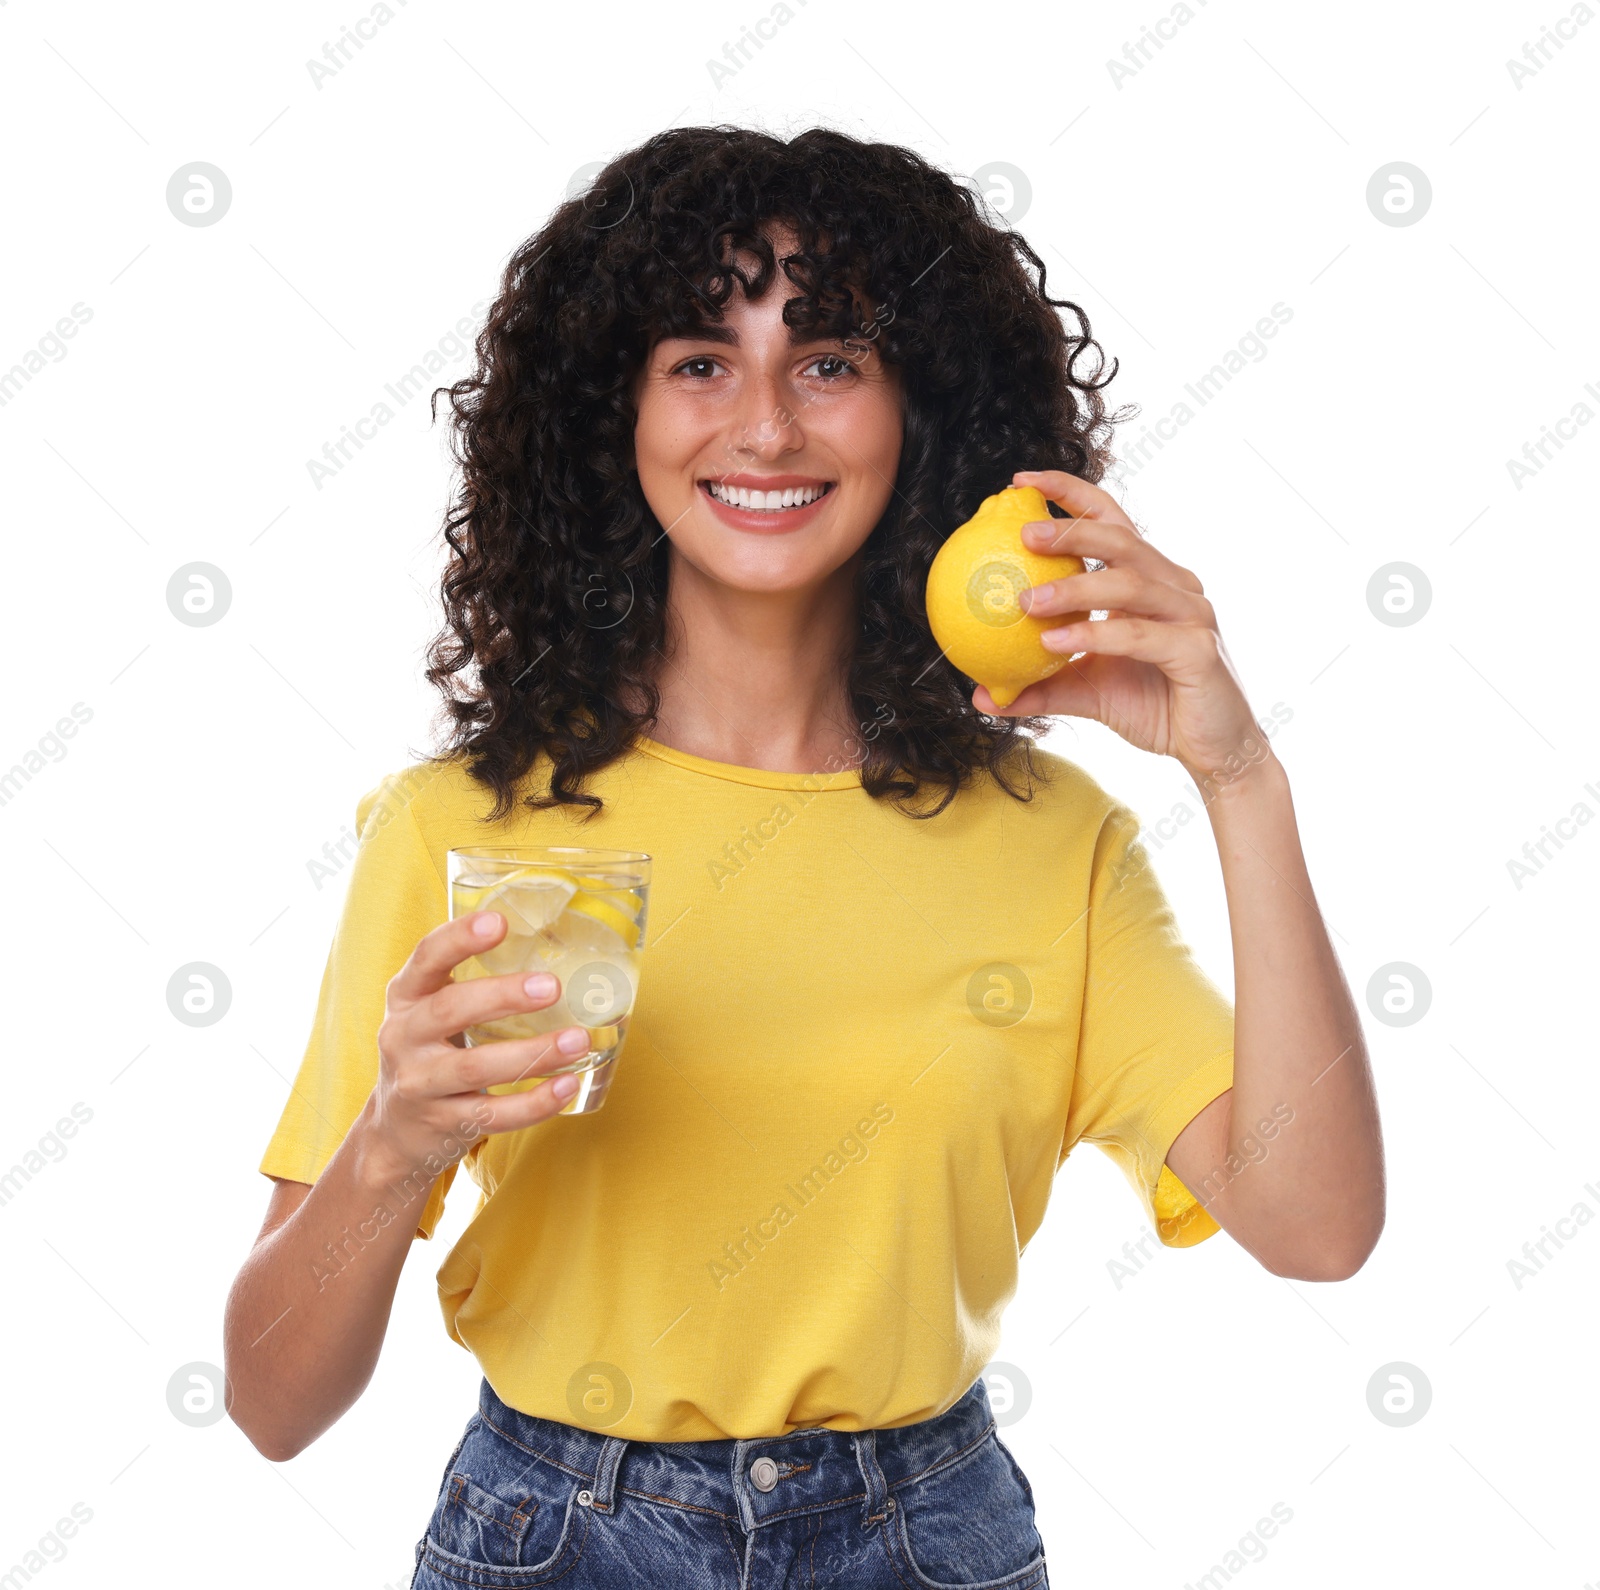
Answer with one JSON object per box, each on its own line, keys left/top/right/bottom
{"left": 457, "top": 868, "right": 578, "bottom": 933}
{"left": 570, "top": 871, "right": 643, "bottom": 916}
{"left": 566, "top": 889, "right": 641, "bottom": 949}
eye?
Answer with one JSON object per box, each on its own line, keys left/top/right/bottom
{"left": 805, "top": 353, "right": 857, "bottom": 380}
{"left": 671, "top": 355, "right": 723, "bottom": 379}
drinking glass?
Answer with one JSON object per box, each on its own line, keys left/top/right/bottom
{"left": 447, "top": 845, "right": 651, "bottom": 1115}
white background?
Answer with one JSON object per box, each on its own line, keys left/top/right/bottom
{"left": 1, "top": 0, "right": 1596, "bottom": 1585}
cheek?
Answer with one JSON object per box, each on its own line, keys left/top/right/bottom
{"left": 633, "top": 375, "right": 711, "bottom": 455}
{"left": 843, "top": 394, "right": 903, "bottom": 502}
{"left": 848, "top": 380, "right": 904, "bottom": 468}
{"left": 633, "top": 398, "right": 695, "bottom": 471}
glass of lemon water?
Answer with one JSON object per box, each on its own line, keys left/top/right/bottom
{"left": 447, "top": 846, "right": 651, "bottom": 1116}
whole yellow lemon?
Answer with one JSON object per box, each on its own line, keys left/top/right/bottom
{"left": 924, "top": 485, "right": 1089, "bottom": 707}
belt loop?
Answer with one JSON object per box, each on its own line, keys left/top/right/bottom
{"left": 589, "top": 1435, "right": 629, "bottom": 1514}
{"left": 852, "top": 1431, "right": 892, "bottom": 1527}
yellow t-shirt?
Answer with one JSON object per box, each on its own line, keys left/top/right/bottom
{"left": 260, "top": 735, "right": 1235, "bottom": 1441}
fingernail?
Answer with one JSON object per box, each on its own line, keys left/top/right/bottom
{"left": 552, "top": 1074, "right": 581, "bottom": 1099}
{"left": 1018, "top": 587, "right": 1037, "bottom": 614}
{"left": 473, "top": 912, "right": 501, "bottom": 937}
{"left": 557, "top": 1026, "right": 590, "bottom": 1055}
{"left": 524, "top": 972, "right": 557, "bottom": 999}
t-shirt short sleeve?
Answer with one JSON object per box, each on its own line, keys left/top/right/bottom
{"left": 1062, "top": 801, "right": 1236, "bottom": 1248}
{"left": 258, "top": 773, "right": 455, "bottom": 1238}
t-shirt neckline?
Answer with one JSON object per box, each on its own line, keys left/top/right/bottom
{"left": 632, "top": 734, "right": 863, "bottom": 792}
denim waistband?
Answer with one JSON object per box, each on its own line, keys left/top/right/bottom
{"left": 474, "top": 1375, "right": 997, "bottom": 1533}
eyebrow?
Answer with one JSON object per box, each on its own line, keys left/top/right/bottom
{"left": 656, "top": 322, "right": 856, "bottom": 349}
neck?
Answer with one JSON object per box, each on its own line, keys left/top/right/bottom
{"left": 642, "top": 551, "right": 863, "bottom": 775}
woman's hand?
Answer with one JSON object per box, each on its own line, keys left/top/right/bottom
{"left": 975, "top": 468, "right": 1270, "bottom": 792}
{"left": 226, "top": 909, "right": 593, "bottom": 1464}
{"left": 360, "top": 911, "right": 592, "bottom": 1185}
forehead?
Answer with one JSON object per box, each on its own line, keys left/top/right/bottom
{"left": 658, "top": 303, "right": 840, "bottom": 347}
{"left": 662, "top": 270, "right": 868, "bottom": 348}
{"left": 643, "top": 218, "right": 873, "bottom": 351}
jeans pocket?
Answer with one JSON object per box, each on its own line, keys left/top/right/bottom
{"left": 440, "top": 1472, "right": 541, "bottom": 1564}
{"left": 420, "top": 1417, "right": 590, "bottom": 1587}
{"left": 889, "top": 1429, "right": 1047, "bottom": 1589}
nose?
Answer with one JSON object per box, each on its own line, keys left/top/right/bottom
{"left": 731, "top": 365, "right": 804, "bottom": 465}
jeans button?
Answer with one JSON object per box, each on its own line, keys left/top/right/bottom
{"left": 750, "top": 1457, "right": 780, "bottom": 1492}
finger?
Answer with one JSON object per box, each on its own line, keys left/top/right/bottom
{"left": 460, "top": 1073, "right": 583, "bottom": 1136}
{"left": 1022, "top": 565, "right": 1213, "bottom": 626}
{"left": 419, "top": 1026, "right": 592, "bottom": 1098}
{"left": 1011, "top": 469, "right": 1135, "bottom": 529}
{"left": 1016, "top": 513, "right": 1202, "bottom": 597}
{"left": 414, "top": 967, "right": 565, "bottom": 1046}
{"left": 1011, "top": 474, "right": 1204, "bottom": 596}
{"left": 1041, "top": 615, "right": 1220, "bottom": 674}
{"left": 389, "top": 911, "right": 509, "bottom": 1007}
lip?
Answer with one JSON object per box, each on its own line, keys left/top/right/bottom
{"left": 706, "top": 472, "right": 834, "bottom": 490}
{"left": 697, "top": 478, "right": 836, "bottom": 535}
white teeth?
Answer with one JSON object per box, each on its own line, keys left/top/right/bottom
{"left": 705, "top": 481, "right": 829, "bottom": 511}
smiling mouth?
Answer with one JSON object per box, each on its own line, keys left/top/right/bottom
{"left": 700, "top": 480, "right": 836, "bottom": 513}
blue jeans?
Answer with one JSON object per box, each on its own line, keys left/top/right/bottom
{"left": 410, "top": 1374, "right": 1050, "bottom": 1588}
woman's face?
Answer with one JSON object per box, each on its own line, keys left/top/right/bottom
{"left": 631, "top": 230, "right": 904, "bottom": 598}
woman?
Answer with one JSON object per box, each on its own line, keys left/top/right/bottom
{"left": 225, "top": 125, "right": 1383, "bottom": 1587}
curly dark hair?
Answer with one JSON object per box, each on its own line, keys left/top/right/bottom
{"left": 422, "top": 124, "right": 1127, "bottom": 823}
